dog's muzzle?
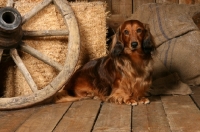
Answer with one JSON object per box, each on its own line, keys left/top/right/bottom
{"left": 131, "top": 42, "right": 138, "bottom": 48}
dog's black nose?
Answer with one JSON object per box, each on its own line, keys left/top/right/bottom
{"left": 131, "top": 42, "right": 138, "bottom": 48}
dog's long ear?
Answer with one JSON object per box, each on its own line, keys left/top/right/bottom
{"left": 143, "top": 24, "right": 156, "bottom": 54}
{"left": 109, "top": 26, "right": 124, "bottom": 57}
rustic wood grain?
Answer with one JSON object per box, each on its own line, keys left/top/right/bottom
{"left": 53, "top": 100, "right": 101, "bottom": 132}
{"left": 156, "top": 0, "right": 178, "bottom": 3}
{"left": 191, "top": 86, "right": 200, "bottom": 95}
{"left": 179, "top": 0, "right": 195, "bottom": 4}
{"left": 191, "top": 95, "right": 200, "bottom": 109}
{"left": 23, "top": 30, "right": 69, "bottom": 37}
{"left": 133, "top": 0, "right": 155, "bottom": 12}
{"left": 147, "top": 96, "right": 171, "bottom": 132}
{"left": 10, "top": 48, "right": 38, "bottom": 92}
{"left": 20, "top": 43, "right": 63, "bottom": 71}
{"left": 109, "top": 0, "right": 132, "bottom": 18}
{"left": 22, "top": 0, "right": 52, "bottom": 24}
{"left": 0, "top": 0, "right": 80, "bottom": 110}
{"left": 0, "top": 107, "right": 36, "bottom": 132}
{"left": 93, "top": 102, "right": 131, "bottom": 132}
{"left": 190, "top": 86, "right": 200, "bottom": 109}
{"left": 16, "top": 102, "right": 71, "bottom": 132}
{"left": 161, "top": 95, "right": 200, "bottom": 132}
{"left": 132, "top": 96, "right": 171, "bottom": 132}
{"left": 132, "top": 105, "right": 149, "bottom": 132}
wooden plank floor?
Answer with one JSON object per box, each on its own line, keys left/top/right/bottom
{"left": 0, "top": 87, "right": 200, "bottom": 132}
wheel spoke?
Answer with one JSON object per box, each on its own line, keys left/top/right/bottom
{"left": 20, "top": 43, "right": 63, "bottom": 71}
{"left": 22, "top": 0, "right": 52, "bottom": 24}
{"left": 23, "top": 30, "right": 69, "bottom": 37}
{"left": 0, "top": 49, "right": 3, "bottom": 62}
{"left": 6, "top": 0, "right": 14, "bottom": 7}
{"left": 10, "top": 49, "right": 38, "bottom": 92}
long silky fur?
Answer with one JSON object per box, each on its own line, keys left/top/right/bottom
{"left": 54, "top": 20, "right": 156, "bottom": 105}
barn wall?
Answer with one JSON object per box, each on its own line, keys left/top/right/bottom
{"left": 73, "top": 0, "right": 200, "bottom": 29}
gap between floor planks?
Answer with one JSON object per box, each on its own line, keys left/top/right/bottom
{"left": 0, "top": 87, "right": 199, "bottom": 132}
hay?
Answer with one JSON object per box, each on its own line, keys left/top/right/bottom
{"left": 2, "top": 0, "right": 107, "bottom": 97}
{"left": 70, "top": 2, "right": 107, "bottom": 67}
{"left": 0, "top": 0, "right": 6, "bottom": 7}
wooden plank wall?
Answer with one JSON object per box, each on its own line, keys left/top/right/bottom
{"left": 85, "top": 0, "right": 200, "bottom": 30}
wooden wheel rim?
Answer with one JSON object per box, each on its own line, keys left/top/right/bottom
{"left": 0, "top": 0, "right": 80, "bottom": 110}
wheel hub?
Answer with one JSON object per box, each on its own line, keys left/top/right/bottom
{"left": 0, "top": 7, "right": 23, "bottom": 49}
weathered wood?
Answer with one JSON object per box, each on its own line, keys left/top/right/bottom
{"left": 105, "top": 0, "right": 112, "bottom": 12}
{"left": 146, "top": 96, "right": 171, "bottom": 132}
{"left": 120, "top": 0, "right": 132, "bottom": 18}
{"left": 133, "top": 0, "right": 155, "bottom": 12}
{"left": 132, "top": 97, "right": 171, "bottom": 132}
{"left": 190, "top": 86, "right": 200, "bottom": 109}
{"left": 51, "top": 0, "right": 80, "bottom": 89}
{"left": 132, "top": 105, "right": 149, "bottom": 132}
{"left": 93, "top": 102, "right": 131, "bottom": 132}
{"left": 54, "top": 100, "right": 101, "bottom": 132}
{"left": 6, "top": 0, "right": 13, "bottom": 7}
{"left": 111, "top": 0, "right": 120, "bottom": 14}
{"left": 156, "top": 0, "right": 178, "bottom": 3}
{"left": 16, "top": 102, "right": 72, "bottom": 132}
{"left": 0, "top": 107, "right": 36, "bottom": 132}
{"left": 10, "top": 48, "right": 38, "bottom": 92}
{"left": 191, "top": 86, "right": 200, "bottom": 95}
{"left": 22, "top": 0, "right": 52, "bottom": 24}
{"left": 0, "top": 0, "right": 80, "bottom": 110}
{"left": 191, "top": 95, "right": 200, "bottom": 109}
{"left": 111, "top": 0, "right": 132, "bottom": 18}
{"left": 0, "top": 94, "right": 200, "bottom": 130}
{"left": 23, "top": 30, "right": 69, "bottom": 37}
{"left": 179, "top": 0, "right": 195, "bottom": 4}
{"left": 20, "top": 43, "right": 63, "bottom": 71}
{"left": 0, "top": 49, "right": 3, "bottom": 62}
{"left": 161, "top": 95, "right": 200, "bottom": 131}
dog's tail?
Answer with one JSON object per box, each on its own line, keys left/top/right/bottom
{"left": 53, "top": 89, "right": 84, "bottom": 103}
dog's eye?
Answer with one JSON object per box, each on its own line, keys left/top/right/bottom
{"left": 124, "top": 30, "right": 129, "bottom": 35}
{"left": 137, "top": 28, "right": 143, "bottom": 33}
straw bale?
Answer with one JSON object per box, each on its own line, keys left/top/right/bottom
{"left": 2, "top": 0, "right": 107, "bottom": 97}
{"left": 70, "top": 2, "right": 107, "bottom": 67}
{"left": 0, "top": 0, "right": 6, "bottom": 7}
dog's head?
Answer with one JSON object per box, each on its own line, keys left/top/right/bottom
{"left": 110, "top": 20, "right": 155, "bottom": 57}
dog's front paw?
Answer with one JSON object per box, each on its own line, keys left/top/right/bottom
{"left": 107, "top": 96, "right": 123, "bottom": 104}
{"left": 124, "top": 99, "right": 138, "bottom": 106}
{"left": 138, "top": 97, "right": 150, "bottom": 104}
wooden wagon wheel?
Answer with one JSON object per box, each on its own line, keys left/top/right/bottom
{"left": 0, "top": 0, "right": 80, "bottom": 110}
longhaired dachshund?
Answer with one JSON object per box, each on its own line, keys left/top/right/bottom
{"left": 54, "top": 20, "right": 156, "bottom": 105}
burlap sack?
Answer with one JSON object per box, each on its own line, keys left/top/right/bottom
{"left": 128, "top": 3, "right": 200, "bottom": 95}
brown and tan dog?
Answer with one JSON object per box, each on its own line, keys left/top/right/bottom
{"left": 54, "top": 20, "right": 155, "bottom": 105}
